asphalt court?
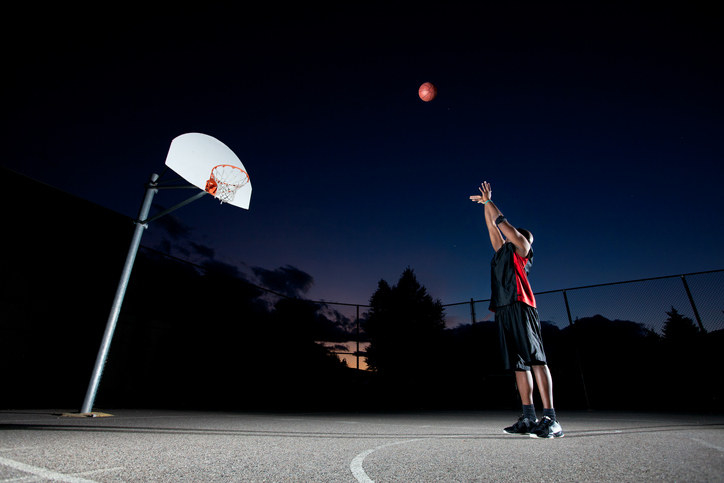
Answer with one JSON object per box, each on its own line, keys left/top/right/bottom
{"left": 1, "top": 409, "right": 722, "bottom": 482}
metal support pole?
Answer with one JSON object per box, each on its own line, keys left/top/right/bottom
{"left": 680, "top": 275, "right": 706, "bottom": 333}
{"left": 563, "top": 290, "right": 592, "bottom": 411}
{"left": 80, "top": 174, "right": 159, "bottom": 414}
{"left": 470, "top": 298, "right": 476, "bottom": 324}
{"left": 141, "top": 190, "right": 207, "bottom": 225}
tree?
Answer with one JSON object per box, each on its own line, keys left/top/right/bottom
{"left": 363, "top": 268, "right": 445, "bottom": 377}
{"left": 662, "top": 306, "right": 699, "bottom": 340}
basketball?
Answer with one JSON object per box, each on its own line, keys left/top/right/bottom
{"left": 418, "top": 82, "right": 437, "bottom": 102}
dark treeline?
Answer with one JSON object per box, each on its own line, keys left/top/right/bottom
{"left": 2, "top": 168, "right": 721, "bottom": 412}
{"left": 361, "top": 269, "right": 723, "bottom": 412}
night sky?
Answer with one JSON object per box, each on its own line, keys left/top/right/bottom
{"left": 5, "top": 3, "right": 723, "bottom": 313}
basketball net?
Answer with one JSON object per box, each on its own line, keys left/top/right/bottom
{"left": 205, "top": 164, "right": 249, "bottom": 204}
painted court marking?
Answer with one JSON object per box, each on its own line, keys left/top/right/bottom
{"left": 350, "top": 439, "right": 424, "bottom": 483}
{"left": 574, "top": 429, "right": 624, "bottom": 436}
{"left": 690, "top": 437, "right": 724, "bottom": 452}
{"left": 0, "top": 455, "right": 123, "bottom": 483}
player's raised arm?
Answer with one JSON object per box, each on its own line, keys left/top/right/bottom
{"left": 470, "top": 181, "right": 504, "bottom": 252}
{"left": 471, "top": 181, "right": 531, "bottom": 257}
{"left": 497, "top": 218, "right": 532, "bottom": 259}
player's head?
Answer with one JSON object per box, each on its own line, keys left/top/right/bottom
{"left": 517, "top": 228, "right": 534, "bottom": 245}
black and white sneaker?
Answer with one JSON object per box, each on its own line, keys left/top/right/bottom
{"left": 529, "top": 416, "right": 564, "bottom": 438}
{"left": 504, "top": 416, "right": 538, "bottom": 435}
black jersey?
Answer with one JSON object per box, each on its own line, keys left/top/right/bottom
{"left": 489, "top": 242, "right": 537, "bottom": 311}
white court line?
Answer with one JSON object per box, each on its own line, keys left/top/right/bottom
{"left": 574, "top": 430, "right": 624, "bottom": 436}
{"left": 0, "top": 466, "right": 124, "bottom": 482}
{"left": 0, "top": 456, "right": 100, "bottom": 483}
{"left": 0, "top": 476, "right": 38, "bottom": 482}
{"left": 690, "top": 437, "right": 724, "bottom": 452}
{"left": 350, "top": 439, "right": 424, "bottom": 483}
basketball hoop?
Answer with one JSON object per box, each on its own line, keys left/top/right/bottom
{"left": 205, "top": 164, "right": 249, "bottom": 204}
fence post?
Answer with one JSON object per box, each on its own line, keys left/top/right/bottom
{"left": 563, "top": 290, "right": 592, "bottom": 411}
{"left": 680, "top": 275, "right": 706, "bottom": 333}
{"left": 470, "top": 298, "right": 476, "bottom": 324}
{"left": 356, "top": 304, "right": 360, "bottom": 370}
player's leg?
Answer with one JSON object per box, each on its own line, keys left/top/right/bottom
{"left": 530, "top": 364, "right": 564, "bottom": 438}
{"left": 516, "top": 369, "right": 534, "bottom": 405}
{"left": 500, "top": 305, "right": 538, "bottom": 435}
{"left": 515, "top": 304, "right": 563, "bottom": 439}
{"left": 502, "top": 369, "right": 538, "bottom": 435}
{"left": 504, "top": 367, "right": 538, "bottom": 434}
{"left": 531, "top": 364, "right": 553, "bottom": 409}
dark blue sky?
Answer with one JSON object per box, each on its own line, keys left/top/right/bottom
{"left": 5, "top": 3, "right": 723, "bottom": 309}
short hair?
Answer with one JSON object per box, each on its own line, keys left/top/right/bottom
{"left": 517, "top": 228, "right": 533, "bottom": 244}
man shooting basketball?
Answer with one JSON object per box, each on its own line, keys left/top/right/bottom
{"left": 470, "top": 181, "right": 563, "bottom": 439}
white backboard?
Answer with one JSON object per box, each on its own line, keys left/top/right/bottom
{"left": 164, "top": 133, "right": 252, "bottom": 209}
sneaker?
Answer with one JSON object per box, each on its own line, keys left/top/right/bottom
{"left": 529, "top": 416, "right": 564, "bottom": 438}
{"left": 504, "top": 416, "right": 538, "bottom": 435}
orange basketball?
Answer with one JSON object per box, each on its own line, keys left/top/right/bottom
{"left": 418, "top": 82, "right": 437, "bottom": 102}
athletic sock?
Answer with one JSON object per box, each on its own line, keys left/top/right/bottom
{"left": 523, "top": 404, "right": 537, "bottom": 421}
{"left": 543, "top": 408, "right": 557, "bottom": 421}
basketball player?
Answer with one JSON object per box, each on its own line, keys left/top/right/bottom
{"left": 470, "top": 181, "right": 564, "bottom": 439}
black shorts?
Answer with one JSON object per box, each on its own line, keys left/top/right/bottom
{"left": 496, "top": 302, "right": 547, "bottom": 371}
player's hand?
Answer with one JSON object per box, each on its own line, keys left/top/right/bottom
{"left": 470, "top": 181, "right": 492, "bottom": 203}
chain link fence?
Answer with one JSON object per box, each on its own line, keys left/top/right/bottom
{"left": 451, "top": 269, "right": 722, "bottom": 410}
{"left": 319, "top": 269, "right": 723, "bottom": 410}
{"left": 454, "top": 270, "right": 723, "bottom": 333}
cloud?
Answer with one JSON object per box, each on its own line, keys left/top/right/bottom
{"left": 202, "top": 259, "right": 243, "bottom": 279}
{"left": 252, "top": 265, "right": 314, "bottom": 298}
{"left": 151, "top": 207, "right": 192, "bottom": 240}
{"left": 318, "top": 304, "right": 355, "bottom": 333}
{"left": 157, "top": 239, "right": 172, "bottom": 255}
{"left": 149, "top": 207, "right": 218, "bottom": 263}
{"left": 191, "top": 242, "right": 215, "bottom": 259}
{"left": 156, "top": 237, "right": 191, "bottom": 258}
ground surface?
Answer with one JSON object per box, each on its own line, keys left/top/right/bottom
{"left": 1, "top": 410, "right": 722, "bottom": 482}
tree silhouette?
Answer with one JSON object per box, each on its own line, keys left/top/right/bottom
{"left": 662, "top": 306, "right": 700, "bottom": 340}
{"left": 363, "top": 268, "right": 445, "bottom": 379}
